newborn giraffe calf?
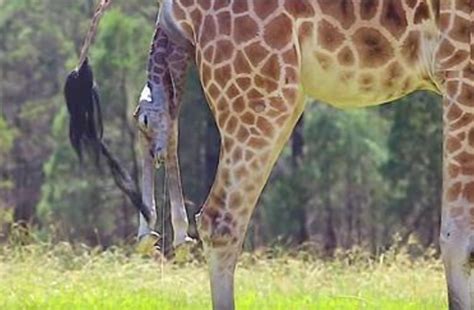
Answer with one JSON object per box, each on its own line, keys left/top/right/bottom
{"left": 133, "top": 24, "right": 192, "bottom": 253}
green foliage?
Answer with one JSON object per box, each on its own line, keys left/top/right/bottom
{"left": 382, "top": 92, "right": 442, "bottom": 246}
{"left": 0, "top": 115, "right": 15, "bottom": 160}
{"left": 261, "top": 105, "right": 390, "bottom": 250}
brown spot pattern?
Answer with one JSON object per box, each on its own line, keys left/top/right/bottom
{"left": 468, "top": 128, "right": 474, "bottom": 147}
{"left": 315, "top": 52, "right": 333, "bottom": 70}
{"left": 319, "top": 0, "right": 356, "bottom": 29}
{"left": 214, "top": 65, "right": 232, "bottom": 88}
{"left": 232, "top": 0, "right": 248, "bottom": 13}
{"left": 405, "top": 0, "right": 418, "bottom": 8}
{"left": 214, "top": 40, "right": 234, "bottom": 63}
{"left": 401, "top": 31, "right": 421, "bottom": 64}
{"left": 454, "top": 152, "right": 474, "bottom": 176}
{"left": 337, "top": 46, "right": 355, "bottom": 66}
{"left": 261, "top": 54, "right": 281, "bottom": 80}
{"left": 384, "top": 62, "right": 404, "bottom": 90}
{"left": 449, "top": 16, "right": 471, "bottom": 43}
{"left": 464, "top": 182, "right": 474, "bottom": 203}
{"left": 284, "top": 0, "right": 315, "bottom": 18}
{"left": 318, "top": 20, "right": 345, "bottom": 52}
{"left": 234, "top": 52, "right": 252, "bottom": 74}
{"left": 233, "top": 15, "right": 258, "bottom": 44}
{"left": 254, "top": 0, "right": 279, "bottom": 20}
{"left": 458, "top": 83, "right": 474, "bottom": 107}
{"left": 447, "top": 182, "right": 462, "bottom": 201}
{"left": 197, "top": 0, "right": 211, "bottom": 10}
{"left": 298, "top": 21, "right": 314, "bottom": 43}
{"left": 446, "top": 135, "right": 462, "bottom": 153}
{"left": 414, "top": 2, "right": 430, "bottom": 24}
{"left": 360, "top": 0, "right": 379, "bottom": 20}
{"left": 264, "top": 14, "right": 293, "bottom": 49}
{"left": 217, "top": 11, "right": 232, "bottom": 36}
{"left": 381, "top": 0, "right": 408, "bottom": 39}
{"left": 244, "top": 42, "right": 270, "bottom": 67}
{"left": 451, "top": 113, "right": 474, "bottom": 131}
{"left": 200, "top": 15, "right": 216, "bottom": 46}
{"left": 353, "top": 28, "right": 395, "bottom": 68}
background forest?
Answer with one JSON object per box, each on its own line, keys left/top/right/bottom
{"left": 0, "top": 0, "right": 443, "bottom": 256}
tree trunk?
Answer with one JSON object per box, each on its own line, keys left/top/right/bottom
{"left": 323, "top": 170, "right": 337, "bottom": 256}
{"left": 12, "top": 150, "right": 42, "bottom": 227}
{"left": 291, "top": 114, "right": 304, "bottom": 168}
{"left": 291, "top": 114, "right": 308, "bottom": 244}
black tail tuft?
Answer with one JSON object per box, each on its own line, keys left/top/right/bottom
{"left": 63, "top": 57, "right": 151, "bottom": 223}
{"left": 64, "top": 58, "right": 103, "bottom": 164}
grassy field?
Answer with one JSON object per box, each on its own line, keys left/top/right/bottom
{"left": 0, "top": 243, "right": 447, "bottom": 309}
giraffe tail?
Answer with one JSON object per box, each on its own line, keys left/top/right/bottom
{"left": 64, "top": 0, "right": 111, "bottom": 162}
{"left": 62, "top": 0, "right": 152, "bottom": 223}
{"left": 63, "top": 59, "right": 152, "bottom": 224}
{"left": 64, "top": 57, "right": 103, "bottom": 164}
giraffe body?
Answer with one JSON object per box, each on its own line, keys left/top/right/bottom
{"left": 150, "top": 0, "right": 473, "bottom": 309}
{"left": 161, "top": 0, "right": 468, "bottom": 108}
{"left": 298, "top": 11, "right": 441, "bottom": 107}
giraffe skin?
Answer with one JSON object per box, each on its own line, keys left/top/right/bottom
{"left": 151, "top": 0, "right": 472, "bottom": 309}
{"left": 134, "top": 24, "right": 192, "bottom": 250}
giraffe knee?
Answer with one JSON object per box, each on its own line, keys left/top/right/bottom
{"left": 196, "top": 207, "right": 240, "bottom": 248}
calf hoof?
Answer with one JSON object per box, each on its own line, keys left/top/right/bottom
{"left": 173, "top": 234, "right": 197, "bottom": 248}
{"left": 173, "top": 237, "right": 198, "bottom": 263}
{"left": 136, "top": 231, "right": 161, "bottom": 255}
{"left": 187, "top": 225, "right": 200, "bottom": 240}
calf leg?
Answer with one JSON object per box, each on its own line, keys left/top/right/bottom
{"left": 136, "top": 144, "right": 159, "bottom": 253}
{"left": 166, "top": 120, "right": 192, "bottom": 248}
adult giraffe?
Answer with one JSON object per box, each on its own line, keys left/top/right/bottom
{"left": 148, "top": 0, "right": 473, "bottom": 308}
{"left": 67, "top": 0, "right": 473, "bottom": 309}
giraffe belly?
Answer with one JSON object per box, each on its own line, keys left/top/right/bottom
{"left": 299, "top": 45, "right": 424, "bottom": 109}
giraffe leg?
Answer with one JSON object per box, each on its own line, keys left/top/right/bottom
{"left": 136, "top": 146, "right": 159, "bottom": 254}
{"left": 134, "top": 86, "right": 163, "bottom": 253}
{"left": 198, "top": 90, "right": 305, "bottom": 310}
{"left": 166, "top": 120, "right": 192, "bottom": 248}
{"left": 440, "top": 68, "right": 474, "bottom": 309}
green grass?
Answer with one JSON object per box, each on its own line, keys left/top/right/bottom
{"left": 0, "top": 243, "right": 447, "bottom": 309}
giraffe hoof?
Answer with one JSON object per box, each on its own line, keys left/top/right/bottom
{"left": 136, "top": 231, "right": 161, "bottom": 255}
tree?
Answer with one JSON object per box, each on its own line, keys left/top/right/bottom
{"left": 0, "top": 0, "right": 71, "bottom": 227}
{"left": 260, "top": 103, "right": 389, "bottom": 254}
{"left": 381, "top": 91, "right": 442, "bottom": 248}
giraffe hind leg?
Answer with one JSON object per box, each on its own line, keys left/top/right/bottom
{"left": 198, "top": 75, "right": 306, "bottom": 309}
{"left": 440, "top": 68, "right": 474, "bottom": 309}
